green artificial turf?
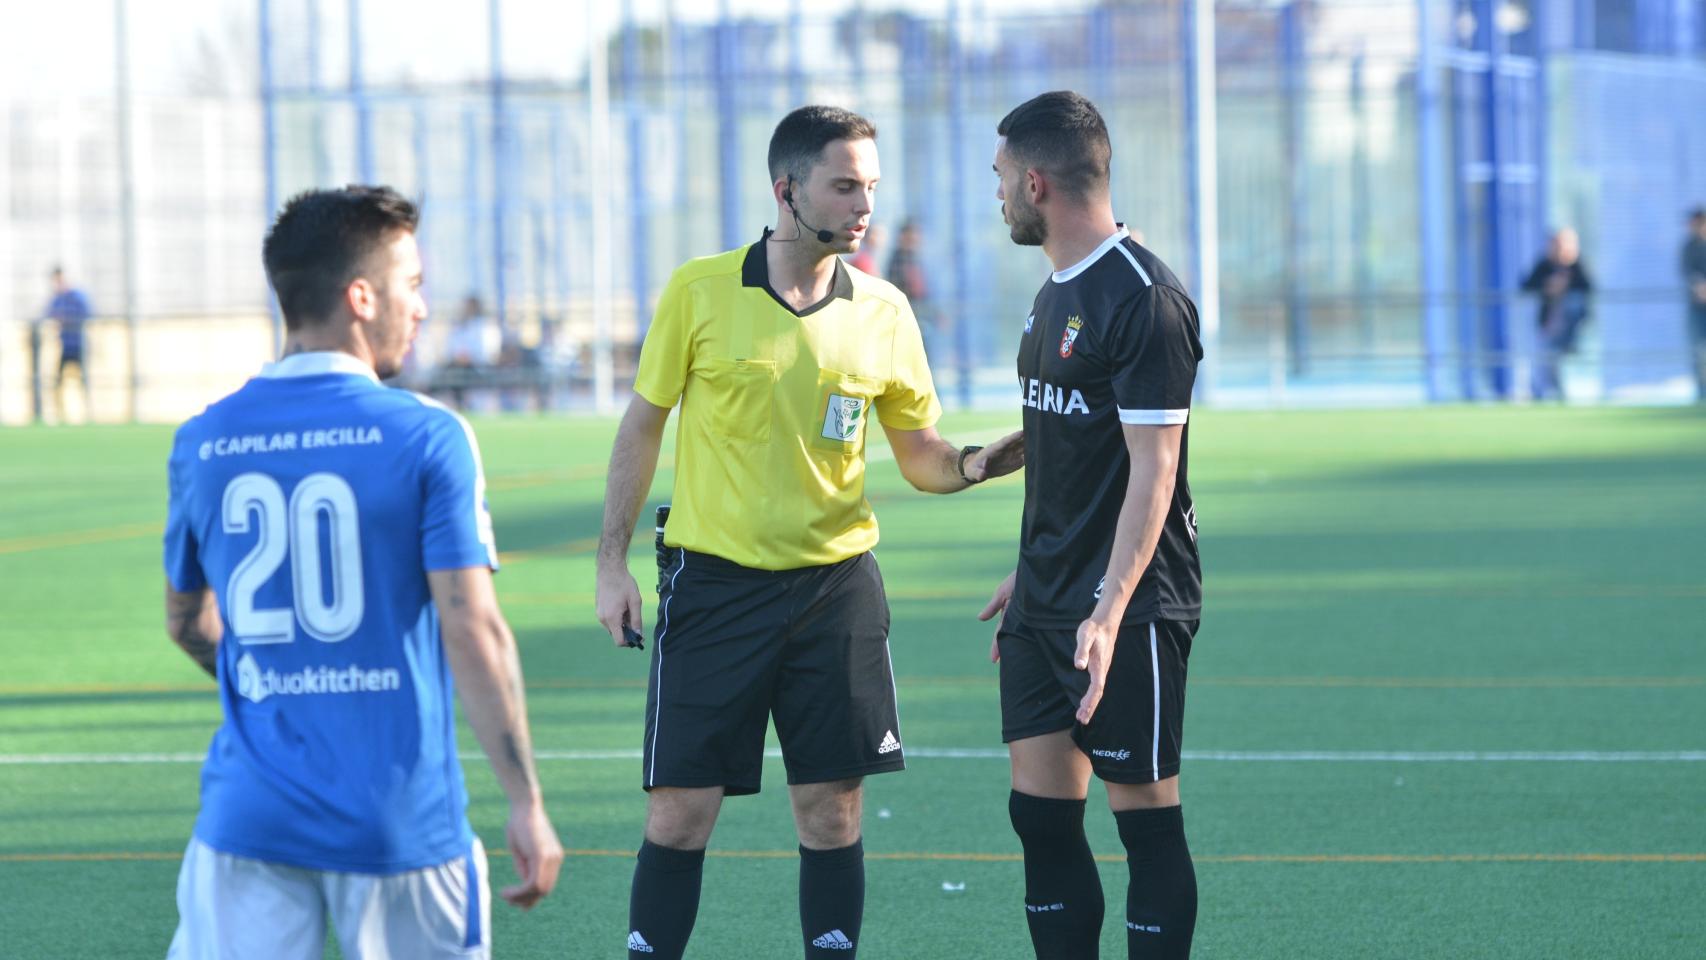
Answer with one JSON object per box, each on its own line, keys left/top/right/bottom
{"left": 2, "top": 406, "right": 1703, "bottom": 957}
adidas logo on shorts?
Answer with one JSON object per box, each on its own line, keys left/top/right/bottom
{"left": 812, "top": 929, "right": 855, "bottom": 950}
{"left": 877, "top": 730, "right": 901, "bottom": 754}
{"left": 628, "top": 931, "right": 655, "bottom": 953}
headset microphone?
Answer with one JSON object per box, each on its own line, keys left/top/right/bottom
{"left": 782, "top": 186, "right": 835, "bottom": 244}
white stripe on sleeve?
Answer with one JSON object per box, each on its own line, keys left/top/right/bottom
{"left": 1117, "top": 408, "right": 1189, "bottom": 425}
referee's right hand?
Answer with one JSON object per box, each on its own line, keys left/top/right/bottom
{"left": 596, "top": 563, "right": 644, "bottom": 649}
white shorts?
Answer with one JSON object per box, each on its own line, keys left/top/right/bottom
{"left": 166, "top": 837, "right": 491, "bottom": 960}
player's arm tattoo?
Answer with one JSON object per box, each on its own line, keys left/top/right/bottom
{"left": 165, "top": 586, "right": 222, "bottom": 678}
{"left": 491, "top": 636, "right": 544, "bottom": 800}
{"left": 500, "top": 731, "right": 530, "bottom": 781}
{"left": 432, "top": 568, "right": 545, "bottom": 806}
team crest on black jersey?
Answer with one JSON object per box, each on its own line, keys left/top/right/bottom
{"left": 1060, "top": 316, "right": 1083, "bottom": 358}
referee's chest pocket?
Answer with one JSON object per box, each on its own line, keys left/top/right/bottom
{"left": 698, "top": 358, "right": 777, "bottom": 442}
{"left": 811, "top": 368, "right": 879, "bottom": 454}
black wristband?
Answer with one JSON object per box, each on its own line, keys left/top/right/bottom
{"left": 958, "top": 444, "right": 985, "bottom": 484}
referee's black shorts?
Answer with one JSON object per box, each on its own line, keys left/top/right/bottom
{"left": 641, "top": 549, "right": 903, "bottom": 795}
{"left": 997, "top": 617, "right": 1197, "bottom": 784}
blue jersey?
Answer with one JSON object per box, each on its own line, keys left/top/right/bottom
{"left": 163, "top": 351, "right": 499, "bottom": 873}
{"left": 47, "top": 289, "right": 92, "bottom": 353}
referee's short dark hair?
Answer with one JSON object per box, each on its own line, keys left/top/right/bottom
{"left": 768, "top": 106, "right": 878, "bottom": 188}
{"left": 997, "top": 91, "right": 1112, "bottom": 201}
{"left": 263, "top": 185, "right": 420, "bottom": 330}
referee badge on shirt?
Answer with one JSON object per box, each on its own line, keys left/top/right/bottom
{"left": 822, "top": 393, "right": 867, "bottom": 443}
{"left": 1060, "top": 315, "right": 1084, "bottom": 358}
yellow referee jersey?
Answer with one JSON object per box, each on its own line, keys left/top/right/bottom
{"left": 634, "top": 233, "right": 941, "bottom": 570}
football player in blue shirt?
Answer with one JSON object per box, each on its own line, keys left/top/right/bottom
{"left": 162, "top": 186, "right": 563, "bottom": 959}
{"left": 43, "top": 266, "right": 93, "bottom": 421}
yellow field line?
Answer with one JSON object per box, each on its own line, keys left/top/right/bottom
{"left": 1198, "top": 676, "right": 1706, "bottom": 689}
{"left": 0, "top": 522, "right": 161, "bottom": 556}
{"left": 484, "top": 578, "right": 1706, "bottom": 603}
{"left": 498, "top": 537, "right": 601, "bottom": 566}
{"left": 486, "top": 455, "right": 676, "bottom": 494}
{"left": 4, "top": 849, "right": 1702, "bottom": 865}
{"left": 0, "top": 682, "right": 213, "bottom": 695}
{"left": 486, "top": 461, "right": 639, "bottom": 493}
{"left": 5, "top": 675, "right": 1702, "bottom": 697}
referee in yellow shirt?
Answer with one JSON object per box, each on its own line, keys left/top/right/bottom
{"left": 595, "top": 106, "right": 1022, "bottom": 960}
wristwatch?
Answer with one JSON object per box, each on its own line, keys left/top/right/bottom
{"left": 958, "top": 444, "right": 985, "bottom": 484}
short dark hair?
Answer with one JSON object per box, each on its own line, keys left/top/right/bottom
{"left": 997, "top": 91, "right": 1111, "bottom": 200}
{"left": 262, "top": 185, "right": 419, "bottom": 330}
{"left": 1690, "top": 206, "right": 1706, "bottom": 222}
{"left": 767, "top": 106, "right": 878, "bottom": 188}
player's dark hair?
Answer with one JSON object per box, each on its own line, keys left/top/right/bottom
{"left": 767, "top": 106, "right": 877, "bottom": 188}
{"left": 262, "top": 185, "right": 420, "bottom": 330}
{"left": 1690, "top": 206, "right": 1706, "bottom": 222}
{"left": 997, "top": 91, "right": 1112, "bottom": 201}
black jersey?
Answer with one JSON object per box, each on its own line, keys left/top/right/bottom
{"left": 1009, "top": 228, "right": 1203, "bottom": 627}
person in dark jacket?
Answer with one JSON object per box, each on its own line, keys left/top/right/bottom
{"left": 1683, "top": 207, "right": 1706, "bottom": 401}
{"left": 1520, "top": 227, "right": 1592, "bottom": 401}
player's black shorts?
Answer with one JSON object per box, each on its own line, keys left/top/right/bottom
{"left": 997, "top": 617, "right": 1197, "bottom": 784}
{"left": 641, "top": 549, "right": 903, "bottom": 795}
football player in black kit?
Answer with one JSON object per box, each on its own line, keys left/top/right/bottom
{"left": 977, "top": 91, "right": 1205, "bottom": 960}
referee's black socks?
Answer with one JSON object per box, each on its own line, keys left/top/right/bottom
{"left": 628, "top": 840, "right": 705, "bottom": 959}
{"left": 1009, "top": 791, "right": 1105, "bottom": 959}
{"left": 799, "top": 839, "right": 865, "bottom": 957}
{"left": 1115, "top": 804, "right": 1196, "bottom": 959}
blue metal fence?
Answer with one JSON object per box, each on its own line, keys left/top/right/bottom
{"left": 254, "top": 0, "right": 1706, "bottom": 408}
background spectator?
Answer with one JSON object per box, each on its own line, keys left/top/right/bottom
{"left": 1520, "top": 227, "right": 1592, "bottom": 402}
{"left": 41, "top": 266, "right": 93, "bottom": 423}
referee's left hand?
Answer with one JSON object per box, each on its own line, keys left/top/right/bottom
{"left": 1073, "top": 617, "right": 1116, "bottom": 725}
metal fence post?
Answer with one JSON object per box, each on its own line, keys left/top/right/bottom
{"left": 1418, "top": 0, "right": 1454, "bottom": 402}
{"left": 947, "top": 0, "right": 973, "bottom": 409}
{"left": 1185, "top": 0, "right": 1222, "bottom": 403}
{"left": 259, "top": 0, "right": 282, "bottom": 356}
{"left": 350, "top": 0, "right": 374, "bottom": 185}
{"left": 489, "top": 0, "right": 512, "bottom": 336}
{"left": 115, "top": 0, "right": 141, "bottom": 423}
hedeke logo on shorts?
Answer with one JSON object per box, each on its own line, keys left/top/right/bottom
{"left": 235, "top": 653, "right": 401, "bottom": 704}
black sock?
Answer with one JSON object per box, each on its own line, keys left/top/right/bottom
{"left": 1009, "top": 791, "right": 1104, "bottom": 960}
{"left": 628, "top": 840, "right": 705, "bottom": 959}
{"left": 800, "top": 839, "right": 865, "bottom": 957}
{"left": 1116, "top": 805, "right": 1196, "bottom": 960}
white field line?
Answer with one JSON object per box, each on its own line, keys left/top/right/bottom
{"left": 4, "top": 748, "right": 1705, "bottom": 765}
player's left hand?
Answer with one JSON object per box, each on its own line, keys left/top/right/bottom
{"left": 500, "top": 801, "right": 564, "bottom": 910}
{"left": 978, "top": 570, "right": 1016, "bottom": 663}
{"left": 969, "top": 429, "right": 1025, "bottom": 482}
{"left": 1073, "top": 617, "right": 1117, "bottom": 725}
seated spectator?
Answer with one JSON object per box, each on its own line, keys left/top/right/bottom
{"left": 438, "top": 294, "right": 500, "bottom": 410}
